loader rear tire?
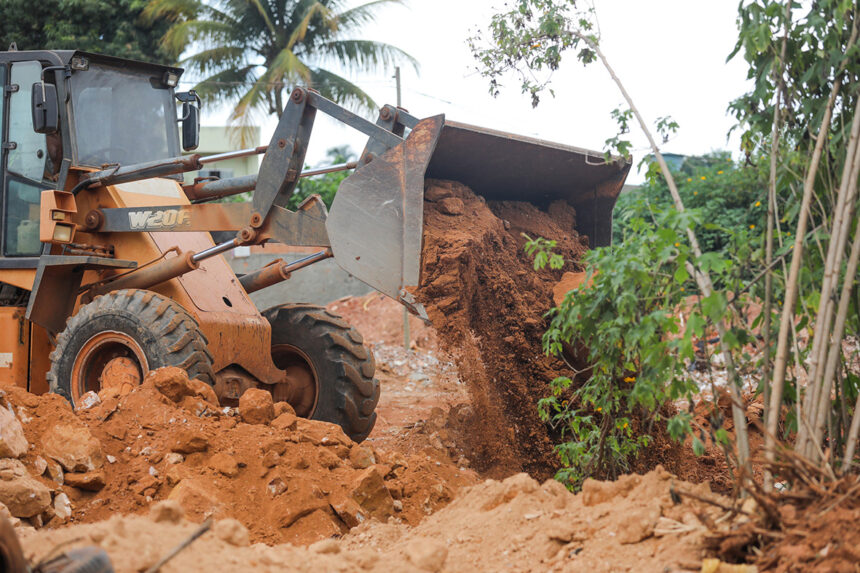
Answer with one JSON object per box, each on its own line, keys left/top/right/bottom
{"left": 263, "top": 304, "right": 379, "bottom": 442}
{"left": 48, "top": 289, "right": 215, "bottom": 406}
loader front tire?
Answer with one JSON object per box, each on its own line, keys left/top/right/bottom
{"left": 48, "top": 289, "right": 215, "bottom": 406}
{"left": 263, "top": 304, "right": 379, "bottom": 442}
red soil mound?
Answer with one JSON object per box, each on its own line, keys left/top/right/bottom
{"left": 0, "top": 367, "right": 477, "bottom": 545}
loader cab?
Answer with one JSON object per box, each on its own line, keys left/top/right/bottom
{"left": 0, "top": 50, "right": 184, "bottom": 266}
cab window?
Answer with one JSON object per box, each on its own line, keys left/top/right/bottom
{"left": 3, "top": 61, "right": 49, "bottom": 257}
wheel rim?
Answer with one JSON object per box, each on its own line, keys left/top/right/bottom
{"left": 70, "top": 331, "right": 147, "bottom": 404}
{"left": 270, "top": 344, "right": 318, "bottom": 417}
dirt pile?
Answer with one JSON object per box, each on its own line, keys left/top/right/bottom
{"left": 0, "top": 367, "right": 477, "bottom": 545}
{"left": 19, "top": 466, "right": 725, "bottom": 572}
{"left": 414, "top": 179, "right": 589, "bottom": 478}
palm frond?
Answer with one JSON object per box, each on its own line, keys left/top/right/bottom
{"left": 287, "top": 1, "right": 337, "bottom": 50}
{"left": 308, "top": 68, "right": 376, "bottom": 115}
{"left": 336, "top": 0, "right": 406, "bottom": 28}
{"left": 181, "top": 46, "right": 247, "bottom": 75}
{"left": 162, "top": 20, "right": 239, "bottom": 57}
{"left": 143, "top": 0, "right": 201, "bottom": 22}
{"left": 268, "top": 47, "right": 313, "bottom": 85}
{"left": 193, "top": 65, "right": 257, "bottom": 107}
{"left": 247, "top": 0, "right": 278, "bottom": 36}
{"left": 314, "top": 39, "right": 418, "bottom": 74}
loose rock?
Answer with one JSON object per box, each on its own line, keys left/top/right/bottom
{"left": 0, "top": 407, "right": 27, "bottom": 458}
{"left": 64, "top": 470, "right": 107, "bottom": 492}
{"left": 148, "top": 367, "right": 195, "bottom": 402}
{"left": 350, "top": 466, "right": 394, "bottom": 519}
{"left": 41, "top": 423, "right": 104, "bottom": 472}
{"left": 171, "top": 430, "right": 209, "bottom": 454}
{"left": 53, "top": 493, "right": 72, "bottom": 522}
{"left": 238, "top": 389, "right": 275, "bottom": 425}
{"left": 0, "top": 460, "right": 51, "bottom": 518}
{"left": 208, "top": 453, "right": 239, "bottom": 477}
{"left": 150, "top": 500, "right": 184, "bottom": 524}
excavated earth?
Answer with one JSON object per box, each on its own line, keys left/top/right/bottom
{"left": 0, "top": 179, "right": 830, "bottom": 571}
{"left": 413, "top": 179, "right": 590, "bottom": 478}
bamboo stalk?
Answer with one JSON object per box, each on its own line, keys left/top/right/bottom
{"left": 811, "top": 157, "right": 860, "bottom": 454}
{"left": 842, "top": 392, "right": 860, "bottom": 471}
{"left": 800, "top": 101, "right": 860, "bottom": 459}
{"left": 762, "top": 0, "right": 792, "bottom": 490}
{"left": 766, "top": 75, "right": 847, "bottom": 467}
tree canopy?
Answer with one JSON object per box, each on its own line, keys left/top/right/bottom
{"left": 0, "top": 0, "right": 177, "bottom": 64}
{"left": 145, "top": 0, "right": 416, "bottom": 139}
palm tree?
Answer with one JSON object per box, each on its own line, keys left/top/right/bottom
{"left": 145, "top": 0, "right": 416, "bottom": 141}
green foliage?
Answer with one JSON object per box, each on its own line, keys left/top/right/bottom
{"left": 0, "top": 0, "right": 177, "bottom": 63}
{"left": 146, "top": 0, "right": 417, "bottom": 142}
{"left": 468, "top": 0, "right": 595, "bottom": 107}
{"left": 289, "top": 145, "right": 354, "bottom": 210}
{"left": 534, "top": 207, "right": 744, "bottom": 488}
{"left": 615, "top": 153, "right": 768, "bottom": 257}
{"left": 523, "top": 234, "right": 565, "bottom": 270}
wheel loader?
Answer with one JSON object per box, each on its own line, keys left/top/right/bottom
{"left": 0, "top": 49, "right": 630, "bottom": 442}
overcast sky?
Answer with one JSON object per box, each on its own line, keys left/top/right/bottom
{"left": 199, "top": 0, "right": 752, "bottom": 183}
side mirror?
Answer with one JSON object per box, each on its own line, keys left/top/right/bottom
{"left": 31, "top": 82, "right": 59, "bottom": 134}
{"left": 176, "top": 90, "right": 201, "bottom": 151}
{"left": 181, "top": 102, "right": 200, "bottom": 151}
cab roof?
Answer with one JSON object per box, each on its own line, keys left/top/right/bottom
{"left": 0, "top": 49, "right": 183, "bottom": 79}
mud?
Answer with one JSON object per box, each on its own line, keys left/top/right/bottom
{"left": 414, "top": 179, "right": 589, "bottom": 478}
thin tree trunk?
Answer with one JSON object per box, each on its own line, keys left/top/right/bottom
{"left": 762, "top": 0, "right": 791, "bottom": 490}
{"left": 579, "top": 33, "right": 752, "bottom": 471}
{"left": 843, "top": 392, "right": 860, "bottom": 472}
{"left": 765, "top": 76, "right": 846, "bottom": 465}
{"left": 799, "top": 100, "right": 860, "bottom": 459}
{"left": 809, "top": 137, "right": 860, "bottom": 457}
{"left": 768, "top": 19, "right": 859, "bottom": 465}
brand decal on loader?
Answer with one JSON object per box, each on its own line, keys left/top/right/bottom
{"left": 127, "top": 209, "right": 191, "bottom": 230}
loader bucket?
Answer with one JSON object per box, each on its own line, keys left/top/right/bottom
{"left": 326, "top": 115, "right": 630, "bottom": 318}
{"left": 427, "top": 121, "right": 631, "bottom": 249}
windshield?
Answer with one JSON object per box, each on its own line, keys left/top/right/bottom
{"left": 69, "top": 63, "right": 179, "bottom": 167}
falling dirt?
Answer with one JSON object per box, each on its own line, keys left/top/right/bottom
{"left": 413, "top": 179, "right": 590, "bottom": 479}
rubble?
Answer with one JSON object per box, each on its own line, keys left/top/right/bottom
{"left": 17, "top": 467, "right": 723, "bottom": 572}
{"left": 0, "top": 459, "right": 51, "bottom": 518}
{"left": 0, "top": 406, "right": 28, "bottom": 458}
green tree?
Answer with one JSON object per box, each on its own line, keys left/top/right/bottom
{"left": 0, "top": 0, "right": 177, "bottom": 64}
{"left": 145, "top": 0, "right": 416, "bottom": 138}
{"left": 290, "top": 145, "right": 354, "bottom": 210}
{"left": 615, "top": 153, "right": 767, "bottom": 257}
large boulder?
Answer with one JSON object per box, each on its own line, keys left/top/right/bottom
{"left": 41, "top": 423, "right": 104, "bottom": 472}
{"left": 0, "top": 407, "right": 27, "bottom": 458}
{"left": 238, "top": 389, "right": 274, "bottom": 425}
{"left": 0, "top": 459, "right": 51, "bottom": 518}
{"left": 147, "top": 367, "right": 195, "bottom": 402}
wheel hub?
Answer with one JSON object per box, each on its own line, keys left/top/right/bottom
{"left": 270, "top": 344, "right": 318, "bottom": 417}
{"left": 100, "top": 357, "right": 142, "bottom": 396}
{"left": 71, "top": 331, "right": 147, "bottom": 404}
